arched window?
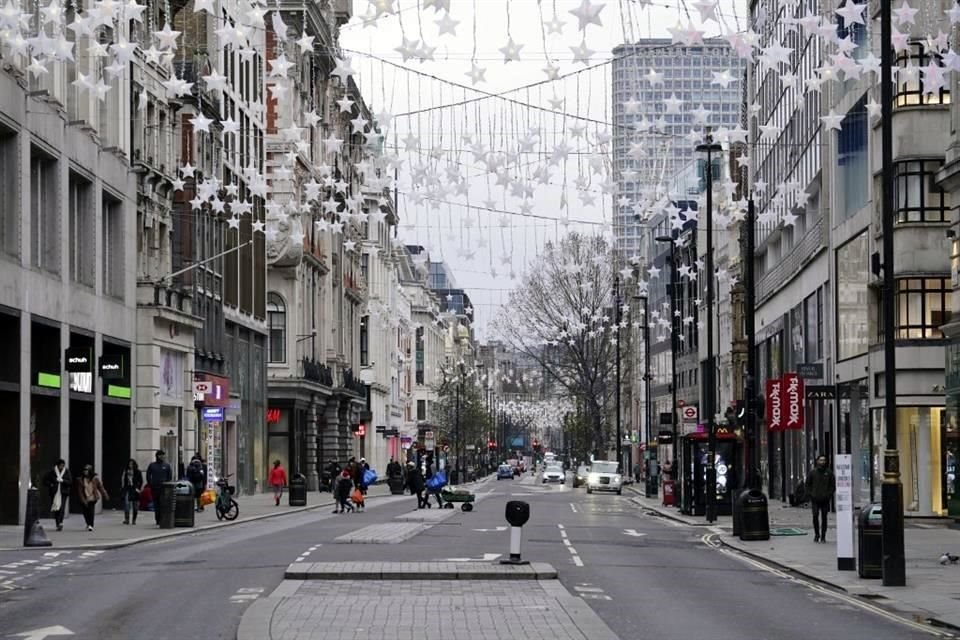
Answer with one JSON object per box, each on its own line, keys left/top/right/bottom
{"left": 267, "top": 293, "right": 286, "bottom": 363}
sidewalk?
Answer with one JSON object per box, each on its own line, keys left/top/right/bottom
{"left": 629, "top": 488, "right": 960, "bottom": 631}
{"left": 0, "top": 485, "right": 392, "bottom": 551}
{"left": 239, "top": 563, "right": 619, "bottom": 640}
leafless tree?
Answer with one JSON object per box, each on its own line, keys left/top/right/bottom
{"left": 493, "top": 232, "right": 622, "bottom": 455}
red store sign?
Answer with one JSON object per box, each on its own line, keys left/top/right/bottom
{"left": 766, "top": 378, "right": 783, "bottom": 432}
{"left": 783, "top": 373, "right": 805, "bottom": 431}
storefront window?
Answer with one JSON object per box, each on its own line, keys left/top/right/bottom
{"left": 874, "top": 407, "right": 947, "bottom": 515}
{"left": 896, "top": 43, "right": 951, "bottom": 107}
{"left": 895, "top": 277, "right": 950, "bottom": 339}
{"left": 836, "top": 233, "right": 869, "bottom": 359}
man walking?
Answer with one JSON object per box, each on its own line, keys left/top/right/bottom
{"left": 146, "top": 450, "right": 173, "bottom": 527}
{"left": 805, "top": 455, "right": 835, "bottom": 543}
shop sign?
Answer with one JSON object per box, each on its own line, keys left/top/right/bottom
{"left": 766, "top": 378, "right": 783, "bottom": 432}
{"left": 99, "top": 354, "right": 125, "bottom": 379}
{"left": 681, "top": 406, "right": 698, "bottom": 423}
{"left": 424, "top": 430, "right": 435, "bottom": 451}
{"left": 805, "top": 385, "right": 835, "bottom": 400}
{"left": 202, "top": 407, "right": 225, "bottom": 422}
{"left": 266, "top": 408, "right": 281, "bottom": 424}
{"left": 783, "top": 373, "right": 804, "bottom": 431}
{"left": 795, "top": 363, "right": 823, "bottom": 379}
{"left": 65, "top": 347, "right": 93, "bottom": 372}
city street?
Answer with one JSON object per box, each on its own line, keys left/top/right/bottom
{"left": 0, "top": 475, "right": 944, "bottom": 640}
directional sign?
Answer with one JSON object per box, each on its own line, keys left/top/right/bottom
{"left": 12, "top": 627, "right": 74, "bottom": 640}
{"left": 623, "top": 529, "right": 647, "bottom": 537}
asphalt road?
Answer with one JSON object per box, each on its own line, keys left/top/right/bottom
{"left": 0, "top": 473, "right": 946, "bottom": 640}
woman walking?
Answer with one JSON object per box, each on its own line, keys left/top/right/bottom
{"left": 406, "top": 462, "right": 426, "bottom": 509}
{"left": 43, "top": 459, "right": 72, "bottom": 531}
{"left": 120, "top": 459, "right": 143, "bottom": 525}
{"left": 78, "top": 465, "right": 109, "bottom": 532}
{"left": 333, "top": 469, "right": 354, "bottom": 514}
{"left": 269, "top": 460, "right": 288, "bottom": 506}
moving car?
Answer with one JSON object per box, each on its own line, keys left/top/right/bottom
{"left": 542, "top": 465, "right": 565, "bottom": 484}
{"left": 573, "top": 464, "right": 589, "bottom": 488}
{"left": 497, "top": 464, "right": 514, "bottom": 480}
{"left": 586, "top": 460, "right": 623, "bottom": 495}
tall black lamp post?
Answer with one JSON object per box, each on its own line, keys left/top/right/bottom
{"left": 639, "top": 293, "right": 655, "bottom": 497}
{"left": 614, "top": 276, "right": 623, "bottom": 471}
{"left": 879, "top": 0, "right": 905, "bottom": 586}
{"left": 697, "top": 133, "right": 722, "bottom": 523}
{"left": 655, "top": 235, "right": 679, "bottom": 503}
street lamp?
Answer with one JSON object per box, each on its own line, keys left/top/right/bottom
{"left": 879, "top": 0, "right": 905, "bottom": 585}
{"left": 656, "top": 234, "right": 679, "bottom": 505}
{"left": 456, "top": 362, "right": 465, "bottom": 484}
{"left": 638, "top": 292, "right": 655, "bottom": 498}
{"left": 697, "top": 132, "right": 722, "bottom": 524}
{"left": 614, "top": 275, "right": 623, "bottom": 473}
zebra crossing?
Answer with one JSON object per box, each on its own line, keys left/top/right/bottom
{"left": 0, "top": 549, "right": 105, "bottom": 592}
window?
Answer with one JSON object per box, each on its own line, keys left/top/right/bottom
{"left": 895, "top": 278, "right": 951, "bottom": 339}
{"left": 68, "top": 173, "right": 94, "bottom": 286}
{"left": 267, "top": 293, "right": 286, "bottom": 363}
{"left": 30, "top": 148, "right": 59, "bottom": 273}
{"left": 0, "top": 128, "right": 18, "bottom": 257}
{"left": 359, "top": 315, "right": 369, "bottom": 366}
{"left": 837, "top": 97, "right": 868, "bottom": 220}
{"left": 896, "top": 43, "right": 951, "bottom": 107}
{"left": 837, "top": 233, "right": 870, "bottom": 360}
{"left": 417, "top": 399, "right": 426, "bottom": 421}
{"left": 102, "top": 192, "right": 124, "bottom": 297}
{"left": 360, "top": 252, "right": 369, "bottom": 284}
{"left": 415, "top": 326, "right": 425, "bottom": 384}
{"left": 895, "top": 160, "right": 949, "bottom": 223}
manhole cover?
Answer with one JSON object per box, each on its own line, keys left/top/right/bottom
{"left": 770, "top": 527, "right": 807, "bottom": 536}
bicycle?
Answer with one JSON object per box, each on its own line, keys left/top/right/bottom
{"left": 215, "top": 474, "right": 239, "bottom": 521}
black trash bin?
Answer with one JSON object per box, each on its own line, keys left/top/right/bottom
{"left": 158, "top": 482, "right": 177, "bottom": 529}
{"left": 858, "top": 503, "right": 883, "bottom": 579}
{"left": 738, "top": 489, "right": 770, "bottom": 541}
{"left": 174, "top": 481, "right": 195, "bottom": 528}
{"left": 289, "top": 473, "right": 307, "bottom": 507}
{"left": 388, "top": 474, "right": 405, "bottom": 495}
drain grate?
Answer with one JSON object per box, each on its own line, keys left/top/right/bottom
{"left": 858, "top": 593, "right": 888, "bottom": 600}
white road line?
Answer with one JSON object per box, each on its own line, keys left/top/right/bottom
{"left": 572, "top": 555, "right": 584, "bottom": 566}
{"left": 562, "top": 539, "right": 572, "bottom": 547}
{"left": 557, "top": 524, "right": 565, "bottom": 530}
{"left": 559, "top": 530, "right": 568, "bottom": 538}
{"left": 567, "top": 546, "right": 578, "bottom": 555}
{"left": 570, "top": 503, "right": 578, "bottom": 513}
{"left": 574, "top": 586, "right": 604, "bottom": 593}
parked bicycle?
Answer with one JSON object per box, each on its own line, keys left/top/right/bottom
{"left": 215, "top": 474, "right": 239, "bottom": 521}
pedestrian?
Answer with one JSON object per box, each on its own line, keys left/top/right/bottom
{"left": 78, "top": 465, "right": 109, "bottom": 532}
{"left": 269, "top": 460, "right": 288, "bottom": 506}
{"left": 187, "top": 455, "right": 206, "bottom": 512}
{"left": 43, "top": 459, "right": 72, "bottom": 531}
{"left": 805, "top": 455, "right": 836, "bottom": 543}
{"left": 333, "top": 469, "right": 354, "bottom": 513}
{"left": 120, "top": 459, "right": 143, "bottom": 525}
{"left": 358, "top": 457, "right": 371, "bottom": 495}
{"left": 425, "top": 465, "right": 444, "bottom": 509}
{"left": 406, "top": 462, "right": 426, "bottom": 508}
{"left": 146, "top": 450, "right": 173, "bottom": 527}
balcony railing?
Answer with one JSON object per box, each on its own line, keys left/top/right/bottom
{"left": 756, "top": 217, "right": 826, "bottom": 304}
{"left": 302, "top": 358, "right": 334, "bottom": 386}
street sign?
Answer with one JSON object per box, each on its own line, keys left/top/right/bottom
{"left": 796, "top": 363, "right": 823, "bottom": 379}
{"left": 193, "top": 380, "right": 212, "bottom": 394}
{"left": 466, "top": 444, "right": 476, "bottom": 451}
{"left": 424, "top": 431, "right": 435, "bottom": 451}
{"left": 202, "top": 407, "right": 224, "bottom": 422}
{"left": 805, "top": 384, "right": 835, "bottom": 400}
{"left": 681, "top": 406, "right": 698, "bottom": 423}
{"left": 835, "top": 454, "right": 854, "bottom": 570}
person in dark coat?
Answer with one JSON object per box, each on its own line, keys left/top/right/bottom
{"left": 424, "top": 465, "right": 444, "bottom": 509}
{"left": 406, "top": 462, "right": 426, "bottom": 508}
{"left": 146, "top": 450, "right": 173, "bottom": 526}
{"left": 805, "top": 455, "right": 836, "bottom": 543}
{"left": 333, "top": 469, "right": 354, "bottom": 514}
{"left": 187, "top": 456, "right": 207, "bottom": 512}
{"left": 43, "top": 459, "right": 72, "bottom": 531}
{"left": 120, "top": 459, "right": 143, "bottom": 525}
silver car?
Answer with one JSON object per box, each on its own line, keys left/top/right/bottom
{"left": 542, "top": 465, "right": 565, "bottom": 484}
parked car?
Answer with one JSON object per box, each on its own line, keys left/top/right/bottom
{"left": 586, "top": 460, "right": 622, "bottom": 495}
{"left": 497, "top": 464, "right": 514, "bottom": 480}
{"left": 542, "top": 465, "right": 565, "bottom": 484}
{"left": 573, "top": 465, "right": 589, "bottom": 488}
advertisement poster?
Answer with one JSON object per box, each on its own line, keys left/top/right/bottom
{"left": 834, "top": 454, "right": 855, "bottom": 570}
{"left": 206, "top": 422, "right": 222, "bottom": 489}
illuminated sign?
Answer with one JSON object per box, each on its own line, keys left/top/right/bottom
{"left": 266, "top": 408, "right": 281, "bottom": 424}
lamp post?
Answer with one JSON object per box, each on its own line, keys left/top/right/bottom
{"left": 656, "top": 235, "right": 679, "bottom": 504}
{"left": 697, "top": 133, "right": 722, "bottom": 524}
{"left": 639, "top": 292, "right": 655, "bottom": 497}
{"left": 879, "top": 0, "right": 905, "bottom": 586}
{"left": 743, "top": 199, "right": 761, "bottom": 491}
{"left": 614, "top": 275, "right": 623, "bottom": 472}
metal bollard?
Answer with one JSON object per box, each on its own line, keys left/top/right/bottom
{"left": 24, "top": 487, "right": 52, "bottom": 547}
{"left": 500, "top": 500, "right": 530, "bottom": 565}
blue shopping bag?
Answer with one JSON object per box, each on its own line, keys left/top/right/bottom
{"left": 362, "top": 468, "right": 378, "bottom": 486}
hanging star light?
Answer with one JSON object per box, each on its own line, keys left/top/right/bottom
{"left": 568, "top": 0, "right": 604, "bottom": 31}
{"left": 465, "top": 63, "right": 486, "bottom": 85}
{"left": 499, "top": 37, "right": 523, "bottom": 63}
{"left": 569, "top": 39, "right": 595, "bottom": 66}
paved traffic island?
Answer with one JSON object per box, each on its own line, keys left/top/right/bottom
{"left": 240, "top": 562, "right": 617, "bottom": 640}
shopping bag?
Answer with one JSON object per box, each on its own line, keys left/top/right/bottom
{"left": 351, "top": 488, "right": 364, "bottom": 503}
{"left": 362, "top": 469, "right": 378, "bottom": 486}
{"left": 200, "top": 489, "right": 216, "bottom": 506}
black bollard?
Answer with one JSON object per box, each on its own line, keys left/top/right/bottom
{"left": 24, "top": 487, "right": 52, "bottom": 547}
{"left": 500, "top": 500, "right": 530, "bottom": 565}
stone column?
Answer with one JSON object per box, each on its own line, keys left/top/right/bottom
{"left": 305, "top": 394, "right": 318, "bottom": 490}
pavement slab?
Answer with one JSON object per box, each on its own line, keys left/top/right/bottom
{"left": 284, "top": 561, "right": 557, "bottom": 580}
{"left": 239, "top": 576, "right": 617, "bottom": 640}
{"left": 333, "top": 522, "right": 427, "bottom": 544}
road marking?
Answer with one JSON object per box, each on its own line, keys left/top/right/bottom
{"left": 11, "top": 625, "right": 74, "bottom": 639}
{"left": 569, "top": 503, "right": 578, "bottom": 513}
{"left": 559, "top": 530, "right": 568, "bottom": 539}
{"left": 574, "top": 584, "right": 610, "bottom": 600}
{"left": 623, "top": 529, "right": 647, "bottom": 537}
{"left": 574, "top": 586, "right": 604, "bottom": 593}
{"left": 557, "top": 524, "right": 565, "bottom": 530}
{"left": 230, "top": 587, "right": 264, "bottom": 604}
{"left": 440, "top": 553, "right": 502, "bottom": 562}
{"left": 701, "top": 533, "right": 950, "bottom": 638}
{"left": 562, "top": 538, "right": 572, "bottom": 547}
{"left": 572, "top": 555, "right": 584, "bottom": 566}
{"left": 472, "top": 526, "right": 508, "bottom": 532}
{"left": 567, "top": 546, "right": 578, "bottom": 555}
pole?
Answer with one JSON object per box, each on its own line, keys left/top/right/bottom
{"left": 615, "top": 276, "right": 622, "bottom": 471}
{"left": 456, "top": 372, "right": 462, "bottom": 484}
{"left": 642, "top": 294, "right": 654, "bottom": 497}
{"left": 744, "top": 199, "right": 760, "bottom": 491}
{"left": 669, "top": 242, "right": 679, "bottom": 500}
{"left": 879, "top": 0, "right": 905, "bottom": 586}
{"left": 703, "top": 138, "right": 717, "bottom": 523}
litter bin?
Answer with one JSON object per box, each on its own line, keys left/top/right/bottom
{"left": 662, "top": 480, "right": 675, "bottom": 507}
{"left": 858, "top": 503, "right": 883, "bottom": 579}
{"left": 289, "top": 473, "right": 307, "bottom": 507}
{"left": 388, "top": 474, "right": 405, "bottom": 495}
{"left": 159, "top": 482, "right": 177, "bottom": 529}
{"left": 174, "top": 481, "right": 195, "bottom": 528}
{"left": 737, "top": 489, "right": 770, "bottom": 541}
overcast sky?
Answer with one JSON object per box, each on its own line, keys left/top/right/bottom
{"left": 341, "top": 0, "right": 746, "bottom": 339}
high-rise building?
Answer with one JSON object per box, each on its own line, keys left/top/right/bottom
{"left": 612, "top": 39, "right": 742, "bottom": 261}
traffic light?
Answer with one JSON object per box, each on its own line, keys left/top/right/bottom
{"left": 357, "top": 423, "right": 366, "bottom": 437}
